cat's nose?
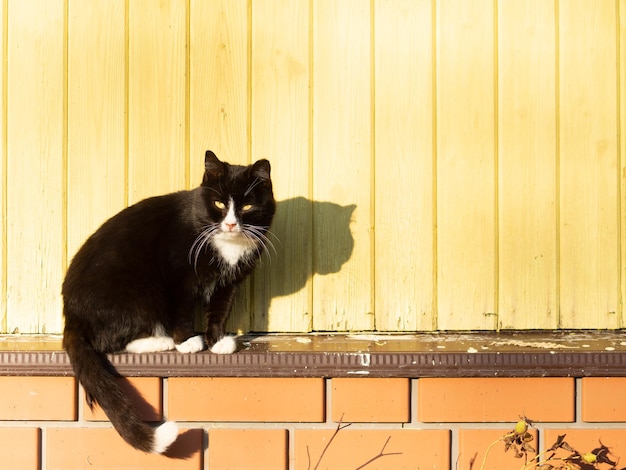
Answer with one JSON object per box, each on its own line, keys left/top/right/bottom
{"left": 225, "top": 223, "right": 237, "bottom": 231}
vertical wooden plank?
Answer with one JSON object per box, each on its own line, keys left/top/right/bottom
{"left": 618, "top": 0, "right": 626, "bottom": 328}
{"left": 6, "top": 0, "right": 65, "bottom": 333}
{"left": 0, "top": 0, "right": 6, "bottom": 332}
{"left": 436, "top": 0, "right": 496, "bottom": 330}
{"left": 559, "top": 0, "right": 619, "bottom": 328}
{"left": 190, "top": 0, "right": 249, "bottom": 177}
{"left": 67, "top": 0, "right": 126, "bottom": 261}
{"left": 128, "top": 0, "right": 187, "bottom": 203}
{"left": 250, "top": 0, "right": 311, "bottom": 332}
{"left": 312, "top": 0, "right": 373, "bottom": 331}
{"left": 190, "top": 0, "right": 251, "bottom": 334}
{"left": 374, "top": 0, "right": 434, "bottom": 331}
{"left": 497, "top": 0, "right": 558, "bottom": 329}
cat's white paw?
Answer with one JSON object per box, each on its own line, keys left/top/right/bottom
{"left": 152, "top": 421, "right": 179, "bottom": 454}
{"left": 210, "top": 336, "right": 237, "bottom": 354}
{"left": 175, "top": 335, "right": 205, "bottom": 353}
{"left": 125, "top": 336, "right": 175, "bottom": 353}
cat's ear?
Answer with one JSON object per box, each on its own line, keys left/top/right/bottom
{"left": 251, "top": 159, "right": 271, "bottom": 181}
{"left": 204, "top": 150, "right": 225, "bottom": 179}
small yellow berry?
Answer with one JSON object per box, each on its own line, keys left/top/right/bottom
{"left": 581, "top": 452, "right": 597, "bottom": 463}
{"left": 514, "top": 420, "right": 528, "bottom": 434}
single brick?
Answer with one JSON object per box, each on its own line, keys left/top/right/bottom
{"left": 208, "top": 429, "right": 288, "bottom": 470}
{"left": 294, "top": 429, "right": 450, "bottom": 470}
{"left": 543, "top": 429, "right": 626, "bottom": 465}
{"left": 0, "top": 428, "right": 40, "bottom": 469}
{"left": 84, "top": 377, "right": 162, "bottom": 422}
{"left": 168, "top": 377, "right": 324, "bottom": 422}
{"left": 46, "top": 427, "right": 203, "bottom": 469}
{"left": 581, "top": 377, "right": 626, "bottom": 421}
{"left": 332, "top": 378, "right": 410, "bottom": 422}
{"left": 458, "top": 428, "right": 538, "bottom": 470}
{"left": 0, "top": 376, "right": 76, "bottom": 421}
{"left": 418, "top": 378, "right": 574, "bottom": 422}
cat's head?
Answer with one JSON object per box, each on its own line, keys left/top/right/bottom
{"left": 193, "top": 151, "right": 276, "bottom": 266}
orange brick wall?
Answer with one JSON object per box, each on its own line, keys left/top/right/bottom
{"left": 0, "top": 376, "right": 625, "bottom": 469}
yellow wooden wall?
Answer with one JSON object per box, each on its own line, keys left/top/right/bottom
{"left": 0, "top": 0, "right": 625, "bottom": 334}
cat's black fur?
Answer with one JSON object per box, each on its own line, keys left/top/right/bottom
{"left": 62, "top": 151, "right": 275, "bottom": 453}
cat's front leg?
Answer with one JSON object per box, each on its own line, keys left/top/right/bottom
{"left": 205, "top": 283, "right": 239, "bottom": 354}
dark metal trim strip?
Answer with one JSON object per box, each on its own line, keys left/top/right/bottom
{"left": 2, "top": 350, "right": 626, "bottom": 378}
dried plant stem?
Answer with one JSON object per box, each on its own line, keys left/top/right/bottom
{"left": 480, "top": 432, "right": 515, "bottom": 470}
{"left": 307, "top": 416, "right": 352, "bottom": 470}
{"left": 479, "top": 433, "right": 515, "bottom": 470}
{"left": 479, "top": 433, "right": 562, "bottom": 470}
{"left": 354, "top": 435, "right": 402, "bottom": 470}
{"left": 519, "top": 452, "right": 562, "bottom": 470}
{"left": 307, "top": 416, "right": 401, "bottom": 470}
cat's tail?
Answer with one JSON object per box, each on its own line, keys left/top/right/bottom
{"left": 63, "top": 326, "right": 179, "bottom": 453}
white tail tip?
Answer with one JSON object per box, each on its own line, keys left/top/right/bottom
{"left": 152, "top": 421, "right": 179, "bottom": 454}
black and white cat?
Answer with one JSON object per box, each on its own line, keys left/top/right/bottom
{"left": 62, "top": 151, "right": 276, "bottom": 453}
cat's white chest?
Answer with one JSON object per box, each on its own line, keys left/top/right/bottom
{"left": 211, "top": 237, "right": 255, "bottom": 266}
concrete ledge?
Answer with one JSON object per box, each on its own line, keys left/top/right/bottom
{"left": 0, "top": 331, "right": 625, "bottom": 377}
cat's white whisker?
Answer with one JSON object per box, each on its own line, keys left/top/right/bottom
{"left": 240, "top": 225, "right": 276, "bottom": 261}
{"left": 189, "top": 224, "right": 220, "bottom": 271}
{"left": 243, "top": 177, "right": 262, "bottom": 197}
{"left": 263, "top": 228, "right": 280, "bottom": 244}
{"left": 206, "top": 187, "right": 222, "bottom": 197}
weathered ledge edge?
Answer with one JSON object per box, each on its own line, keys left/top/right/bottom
{"left": 2, "top": 350, "right": 626, "bottom": 378}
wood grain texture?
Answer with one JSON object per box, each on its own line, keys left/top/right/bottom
{"left": 0, "top": 0, "right": 5, "bottom": 333}
{"left": 312, "top": 0, "right": 373, "bottom": 331}
{"left": 189, "top": 0, "right": 249, "bottom": 175}
{"left": 6, "top": 0, "right": 65, "bottom": 333}
{"left": 435, "top": 0, "right": 497, "bottom": 330}
{"left": 497, "top": 0, "right": 558, "bottom": 329}
{"left": 0, "top": 0, "right": 625, "bottom": 333}
{"left": 66, "top": 0, "right": 126, "bottom": 260}
{"left": 250, "top": 0, "right": 312, "bottom": 332}
{"left": 128, "top": 0, "right": 187, "bottom": 204}
{"left": 374, "top": 0, "right": 434, "bottom": 331}
{"left": 617, "top": 0, "right": 626, "bottom": 328}
{"left": 558, "top": 0, "right": 620, "bottom": 328}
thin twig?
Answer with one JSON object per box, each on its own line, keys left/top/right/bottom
{"left": 354, "top": 436, "right": 402, "bottom": 470}
{"left": 306, "top": 445, "right": 311, "bottom": 470}
{"left": 520, "top": 454, "right": 564, "bottom": 470}
{"left": 308, "top": 415, "right": 352, "bottom": 470}
{"left": 468, "top": 452, "right": 477, "bottom": 470}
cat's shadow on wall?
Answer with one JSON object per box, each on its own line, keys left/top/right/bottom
{"left": 245, "top": 196, "right": 356, "bottom": 331}
{"left": 193, "top": 196, "right": 356, "bottom": 333}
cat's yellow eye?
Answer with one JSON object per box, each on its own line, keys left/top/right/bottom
{"left": 242, "top": 204, "right": 253, "bottom": 212}
{"left": 214, "top": 201, "right": 226, "bottom": 210}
